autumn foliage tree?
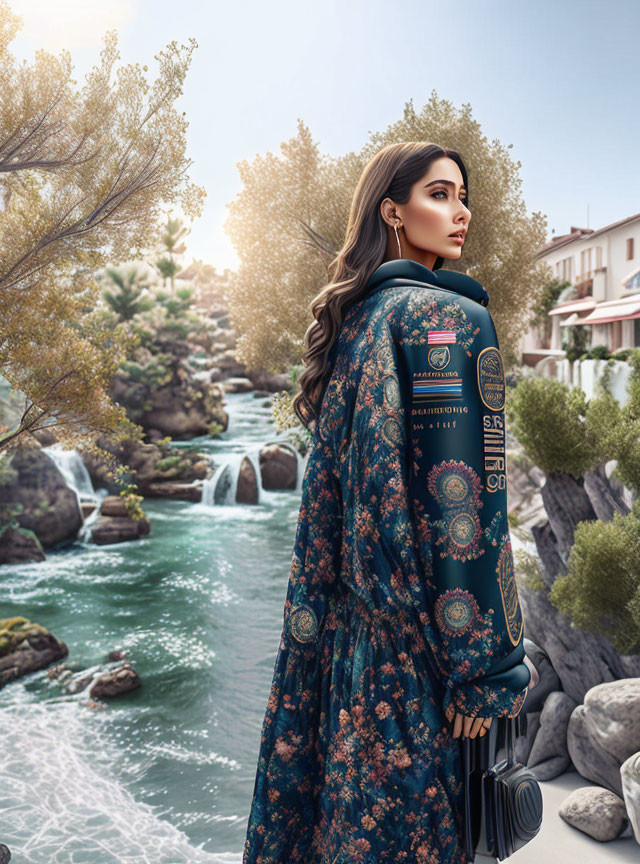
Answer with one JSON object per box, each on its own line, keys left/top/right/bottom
{"left": 224, "top": 92, "right": 549, "bottom": 379}
{"left": 0, "top": 1, "right": 205, "bottom": 459}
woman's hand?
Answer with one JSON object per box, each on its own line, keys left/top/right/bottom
{"left": 445, "top": 703, "right": 492, "bottom": 738}
{"left": 453, "top": 712, "right": 491, "bottom": 738}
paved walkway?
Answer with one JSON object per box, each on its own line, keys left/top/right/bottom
{"left": 500, "top": 769, "right": 638, "bottom": 863}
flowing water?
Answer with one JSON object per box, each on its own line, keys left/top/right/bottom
{"left": 0, "top": 389, "right": 538, "bottom": 864}
{"left": 0, "top": 391, "right": 308, "bottom": 864}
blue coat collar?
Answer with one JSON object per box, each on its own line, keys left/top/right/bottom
{"left": 365, "top": 258, "right": 489, "bottom": 307}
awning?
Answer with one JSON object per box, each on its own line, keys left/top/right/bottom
{"left": 548, "top": 297, "right": 597, "bottom": 316}
{"left": 559, "top": 311, "right": 592, "bottom": 326}
{"left": 580, "top": 297, "right": 640, "bottom": 325}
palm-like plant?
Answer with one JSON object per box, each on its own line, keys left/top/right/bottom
{"left": 153, "top": 215, "right": 190, "bottom": 291}
{"left": 100, "top": 265, "right": 155, "bottom": 321}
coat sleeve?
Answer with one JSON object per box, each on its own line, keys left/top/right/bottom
{"left": 399, "top": 297, "right": 531, "bottom": 721}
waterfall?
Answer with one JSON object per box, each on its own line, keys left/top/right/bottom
{"left": 43, "top": 445, "right": 97, "bottom": 498}
{"left": 200, "top": 443, "right": 307, "bottom": 507}
{"left": 42, "top": 445, "right": 102, "bottom": 532}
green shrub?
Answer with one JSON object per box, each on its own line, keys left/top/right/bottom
{"left": 589, "top": 344, "right": 611, "bottom": 360}
{"left": 507, "top": 377, "right": 597, "bottom": 477}
{"left": 515, "top": 549, "right": 547, "bottom": 593}
{"left": 550, "top": 503, "right": 640, "bottom": 654}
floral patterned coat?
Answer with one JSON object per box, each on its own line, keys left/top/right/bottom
{"left": 242, "top": 258, "right": 531, "bottom": 864}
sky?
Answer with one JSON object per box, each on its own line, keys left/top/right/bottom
{"left": 10, "top": 0, "right": 640, "bottom": 273}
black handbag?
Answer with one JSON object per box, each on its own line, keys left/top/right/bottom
{"left": 461, "top": 714, "right": 543, "bottom": 861}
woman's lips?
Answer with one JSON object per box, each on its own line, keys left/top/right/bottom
{"left": 448, "top": 233, "right": 465, "bottom": 245}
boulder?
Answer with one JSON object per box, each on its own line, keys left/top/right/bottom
{"left": 527, "top": 690, "right": 577, "bottom": 780}
{"left": 567, "top": 678, "right": 640, "bottom": 796}
{"left": 99, "top": 496, "right": 130, "bottom": 518}
{"left": 236, "top": 455, "right": 259, "bottom": 504}
{"left": 0, "top": 525, "right": 46, "bottom": 564}
{"left": 519, "top": 583, "right": 640, "bottom": 704}
{"left": 245, "top": 368, "right": 292, "bottom": 393}
{"left": 90, "top": 514, "right": 151, "bottom": 546}
{"left": 0, "top": 439, "right": 82, "bottom": 548}
{"left": 0, "top": 617, "right": 68, "bottom": 687}
{"left": 223, "top": 376, "right": 255, "bottom": 393}
{"left": 620, "top": 751, "right": 640, "bottom": 844}
{"left": 89, "top": 662, "right": 141, "bottom": 698}
{"left": 559, "top": 786, "right": 629, "bottom": 841}
{"left": 529, "top": 520, "right": 568, "bottom": 588}
{"left": 109, "top": 344, "right": 228, "bottom": 440}
{"left": 259, "top": 443, "right": 298, "bottom": 490}
{"left": 539, "top": 472, "right": 598, "bottom": 564}
{"left": 143, "top": 481, "right": 202, "bottom": 502}
{"left": 583, "top": 463, "right": 630, "bottom": 521}
{"left": 82, "top": 437, "right": 213, "bottom": 498}
{"left": 521, "top": 638, "right": 561, "bottom": 714}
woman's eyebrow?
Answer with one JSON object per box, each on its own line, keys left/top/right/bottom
{"left": 424, "top": 179, "right": 467, "bottom": 190}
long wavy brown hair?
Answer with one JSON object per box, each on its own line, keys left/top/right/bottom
{"left": 292, "top": 141, "right": 469, "bottom": 431}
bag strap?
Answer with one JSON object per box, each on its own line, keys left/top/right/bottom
{"left": 505, "top": 715, "right": 517, "bottom": 763}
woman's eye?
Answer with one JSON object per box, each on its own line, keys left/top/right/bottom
{"left": 432, "top": 190, "right": 466, "bottom": 202}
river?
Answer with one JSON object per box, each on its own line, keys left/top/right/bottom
{"left": 0, "top": 390, "right": 307, "bottom": 863}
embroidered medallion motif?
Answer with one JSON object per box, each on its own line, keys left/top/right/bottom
{"left": 427, "top": 460, "right": 485, "bottom": 561}
{"left": 381, "top": 416, "right": 403, "bottom": 448}
{"left": 477, "top": 347, "right": 506, "bottom": 411}
{"left": 288, "top": 603, "right": 319, "bottom": 644}
{"left": 496, "top": 533, "right": 523, "bottom": 646}
{"left": 428, "top": 459, "right": 482, "bottom": 508}
{"left": 435, "top": 588, "right": 480, "bottom": 637}
{"left": 382, "top": 373, "right": 402, "bottom": 408}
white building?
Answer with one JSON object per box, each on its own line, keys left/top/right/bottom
{"left": 519, "top": 212, "right": 640, "bottom": 367}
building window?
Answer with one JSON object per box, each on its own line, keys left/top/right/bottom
{"left": 558, "top": 257, "right": 572, "bottom": 281}
{"left": 627, "top": 237, "right": 635, "bottom": 260}
{"left": 580, "top": 248, "right": 592, "bottom": 277}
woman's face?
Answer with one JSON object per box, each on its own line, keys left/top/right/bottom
{"left": 387, "top": 156, "right": 471, "bottom": 268}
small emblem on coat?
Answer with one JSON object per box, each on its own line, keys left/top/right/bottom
{"left": 428, "top": 330, "right": 457, "bottom": 344}
{"left": 496, "top": 534, "right": 523, "bottom": 646}
{"left": 288, "top": 603, "right": 319, "bottom": 644}
{"left": 435, "top": 588, "right": 479, "bottom": 637}
{"left": 477, "top": 347, "right": 506, "bottom": 411}
{"left": 382, "top": 373, "right": 402, "bottom": 408}
{"left": 427, "top": 346, "right": 450, "bottom": 370}
{"left": 381, "top": 417, "right": 403, "bottom": 448}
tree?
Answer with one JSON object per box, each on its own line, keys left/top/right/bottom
{"left": 509, "top": 352, "right": 640, "bottom": 651}
{"left": 100, "top": 264, "right": 155, "bottom": 321}
{"left": 0, "top": 1, "right": 205, "bottom": 457}
{"left": 529, "top": 277, "right": 569, "bottom": 346}
{"left": 223, "top": 91, "right": 549, "bottom": 375}
{"left": 152, "top": 214, "right": 190, "bottom": 292}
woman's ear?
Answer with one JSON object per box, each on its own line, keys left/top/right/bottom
{"left": 379, "top": 197, "right": 399, "bottom": 228}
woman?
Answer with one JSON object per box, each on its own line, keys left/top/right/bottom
{"left": 242, "top": 142, "right": 533, "bottom": 864}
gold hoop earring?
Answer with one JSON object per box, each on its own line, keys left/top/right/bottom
{"left": 394, "top": 222, "right": 403, "bottom": 259}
